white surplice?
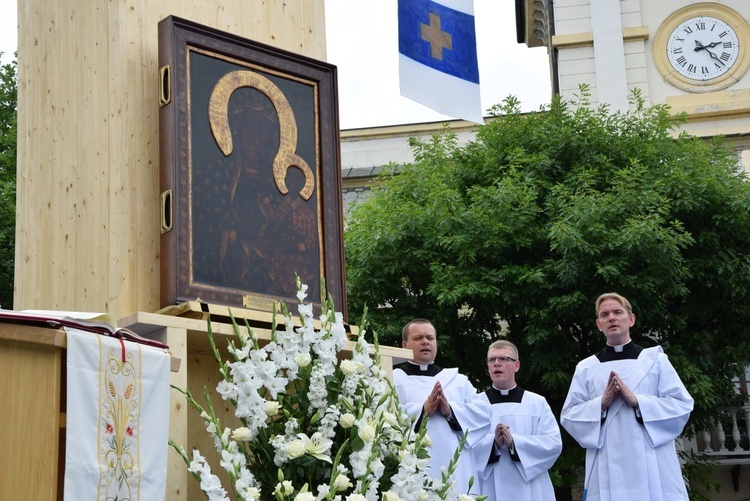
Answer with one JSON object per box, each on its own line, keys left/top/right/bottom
{"left": 393, "top": 366, "right": 491, "bottom": 496}
{"left": 473, "top": 389, "right": 561, "bottom": 501}
{"left": 561, "top": 346, "right": 694, "bottom": 501}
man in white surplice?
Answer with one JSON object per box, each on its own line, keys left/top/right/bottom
{"left": 393, "top": 319, "right": 490, "bottom": 497}
{"left": 473, "top": 340, "right": 561, "bottom": 500}
{"left": 561, "top": 292, "right": 694, "bottom": 501}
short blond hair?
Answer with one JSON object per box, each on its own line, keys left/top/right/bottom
{"left": 595, "top": 293, "right": 633, "bottom": 316}
{"left": 487, "top": 339, "right": 519, "bottom": 360}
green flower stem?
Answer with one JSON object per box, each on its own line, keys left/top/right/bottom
{"left": 167, "top": 438, "right": 202, "bottom": 485}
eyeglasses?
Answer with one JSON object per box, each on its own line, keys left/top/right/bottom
{"left": 486, "top": 356, "right": 517, "bottom": 364}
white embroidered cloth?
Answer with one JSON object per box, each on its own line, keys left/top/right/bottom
{"left": 64, "top": 327, "right": 170, "bottom": 500}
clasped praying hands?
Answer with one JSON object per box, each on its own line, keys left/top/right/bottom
{"left": 494, "top": 422, "right": 513, "bottom": 449}
{"left": 424, "top": 381, "right": 451, "bottom": 416}
{"left": 601, "top": 370, "right": 639, "bottom": 409}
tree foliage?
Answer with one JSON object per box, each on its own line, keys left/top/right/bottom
{"left": 344, "top": 88, "right": 750, "bottom": 491}
{"left": 0, "top": 52, "right": 16, "bottom": 309}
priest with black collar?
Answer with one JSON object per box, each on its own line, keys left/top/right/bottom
{"left": 473, "top": 340, "right": 561, "bottom": 501}
{"left": 561, "top": 292, "right": 694, "bottom": 501}
{"left": 393, "top": 318, "right": 490, "bottom": 498}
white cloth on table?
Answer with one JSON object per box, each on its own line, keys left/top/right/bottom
{"left": 64, "top": 327, "right": 171, "bottom": 501}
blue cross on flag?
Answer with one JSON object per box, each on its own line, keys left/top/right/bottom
{"left": 398, "top": 0, "right": 483, "bottom": 123}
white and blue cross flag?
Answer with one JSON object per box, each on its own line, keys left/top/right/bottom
{"left": 398, "top": 0, "right": 483, "bottom": 123}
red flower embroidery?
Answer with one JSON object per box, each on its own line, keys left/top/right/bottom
{"left": 126, "top": 426, "right": 134, "bottom": 437}
{"left": 105, "top": 422, "right": 114, "bottom": 434}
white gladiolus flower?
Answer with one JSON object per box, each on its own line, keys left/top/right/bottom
{"left": 172, "top": 280, "right": 458, "bottom": 501}
{"left": 296, "top": 283, "right": 308, "bottom": 301}
{"left": 298, "top": 303, "right": 314, "bottom": 318}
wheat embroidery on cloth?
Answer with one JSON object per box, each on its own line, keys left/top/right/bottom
{"left": 64, "top": 327, "right": 170, "bottom": 501}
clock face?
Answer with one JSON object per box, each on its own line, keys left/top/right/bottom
{"left": 666, "top": 16, "right": 740, "bottom": 81}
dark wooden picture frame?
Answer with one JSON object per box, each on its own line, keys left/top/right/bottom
{"left": 158, "top": 16, "right": 347, "bottom": 320}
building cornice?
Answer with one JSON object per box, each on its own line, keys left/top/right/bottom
{"left": 551, "top": 26, "right": 649, "bottom": 49}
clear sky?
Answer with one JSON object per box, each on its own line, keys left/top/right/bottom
{"left": 0, "top": 0, "right": 552, "bottom": 130}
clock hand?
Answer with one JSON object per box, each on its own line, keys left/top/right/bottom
{"left": 694, "top": 40, "right": 722, "bottom": 52}
{"left": 705, "top": 48, "right": 726, "bottom": 66}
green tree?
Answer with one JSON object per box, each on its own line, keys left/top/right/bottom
{"left": 344, "top": 88, "right": 750, "bottom": 496}
{"left": 0, "top": 52, "right": 16, "bottom": 310}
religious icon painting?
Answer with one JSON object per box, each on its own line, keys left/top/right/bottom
{"left": 158, "top": 16, "right": 347, "bottom": 321}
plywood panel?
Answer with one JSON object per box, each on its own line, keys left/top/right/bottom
{"left": 0, "top": 338, "right": 62, "bottom": 499}
{"left": 15, "top": 0, "right": 328, "bottom": 318}
{"left": 166, "top": 326, "right": 189, "bottom": 500}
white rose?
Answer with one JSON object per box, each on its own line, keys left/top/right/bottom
{"left": 339, "top": 359, "right": 365, "bottom": 375}
{"left": 243, "top": 487, "right": 261, "bottom": 500}
{"left": 231, "top": 427, "right": 252, "bottom": 442}
{"left": 358, "top": 423, "right": 376, "bottom": 443}
{"left": 265, "top": 400, "right": 281, "bottom": 417}
{"left": 275, "top": 480, "right": 294, "bottom": 495}
{"left": 333, "top": 474, "right": 353, "bottom": 492}
{"left": 287, "top": 439, "right": 307, "bottom": 459}
{"left": 382, "top": 412, "right": 398, "bottom": 427}
{"left": 421, "top": 434, "right": 432, "bottom": 447}
{"left": 383, "top": 491, "right": 400, "bottom": 501}
{"left": 294, "top": 493, "right": 315, "bottom": 501}
{"left": 339, "top": 413, "right": 356, "bottom": 429}
{"left": 295, "top": 352, "right": 312, "bottom": 368}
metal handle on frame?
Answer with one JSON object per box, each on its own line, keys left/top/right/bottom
{"left": 159, "top": 65, "right": 171, "bottom": 107}
{"left": 160, "top": 190, "right": 172, "bottom": 234}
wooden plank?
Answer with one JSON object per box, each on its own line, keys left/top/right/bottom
{"left": 0, "top": 322, "right": 67, "bottom": 347}
{"left": 0, "top": 338, "right": 62, "bottom": 500}
{"left": 166, "top": 326, "right": 189, "bottom": 500}
{"left": 154, "top": 301, "right": 361, "bottom": 336}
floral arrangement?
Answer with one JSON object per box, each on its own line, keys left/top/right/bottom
{"left": 170, "top": 278, "right": 481, "bottom": 500}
